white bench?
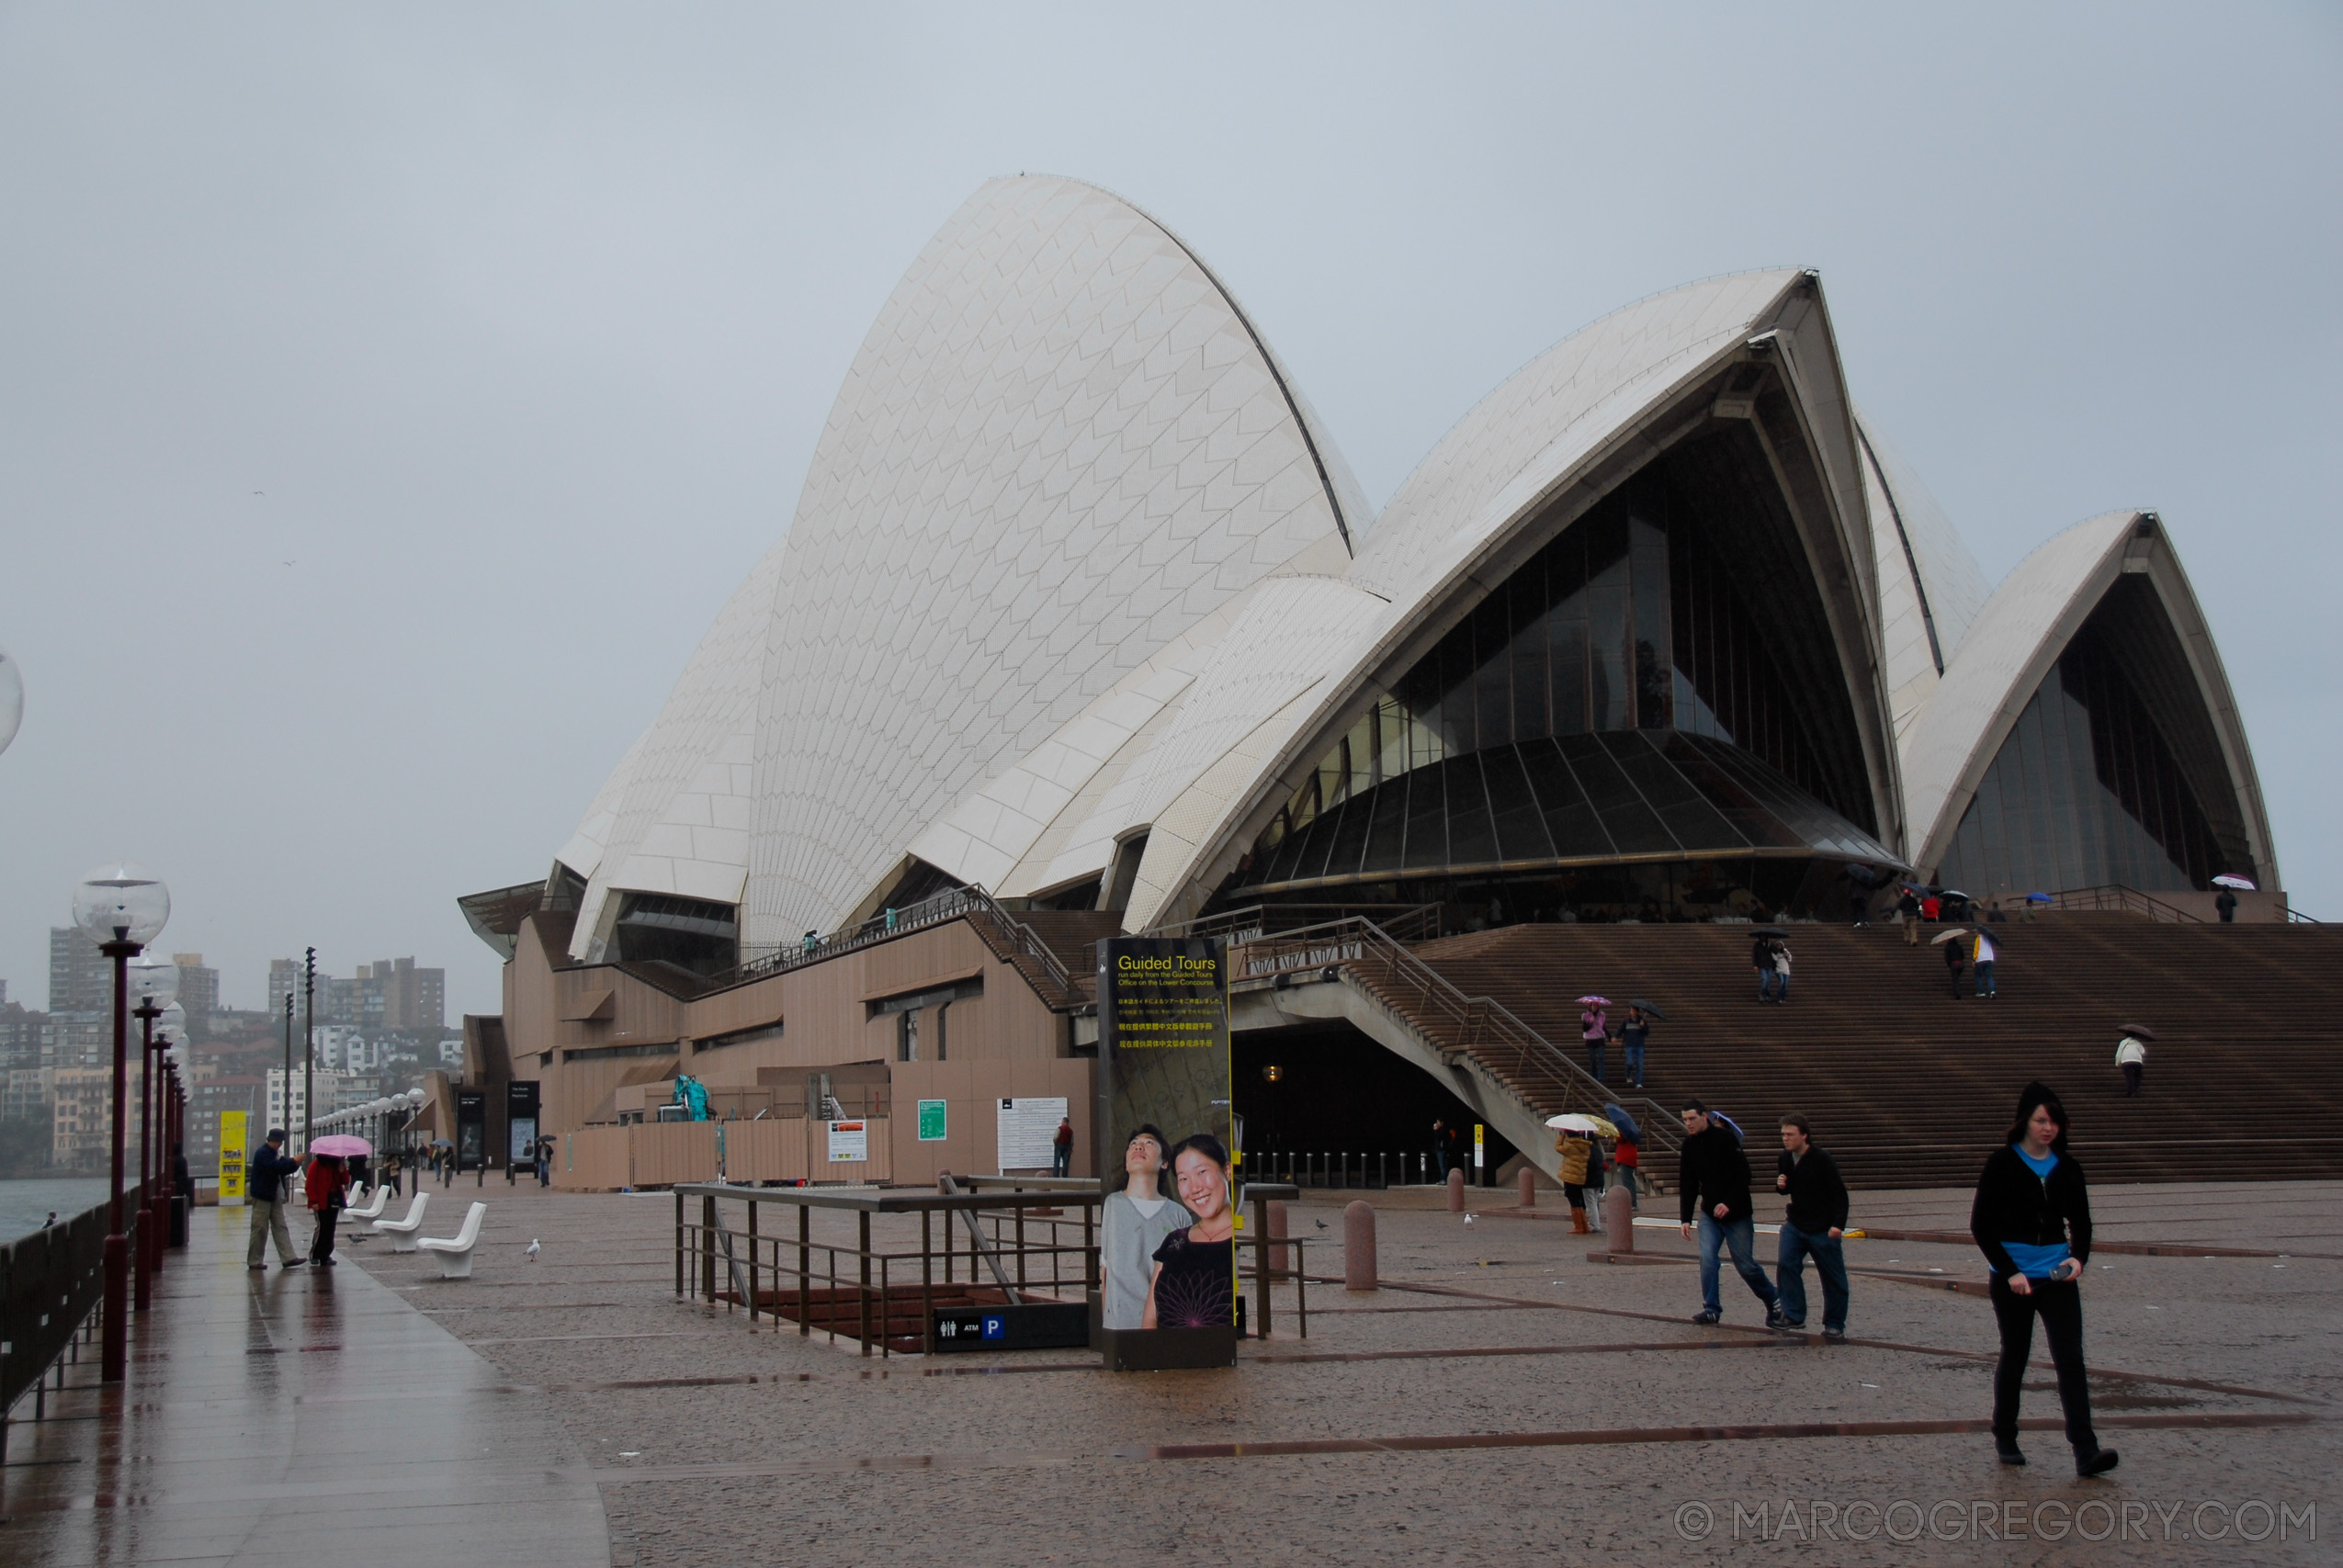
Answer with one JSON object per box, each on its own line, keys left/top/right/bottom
{"left": 416, "top": 1201, "right": 487, "bottom": 1279}
{"left": 375, "top": 1191, "right": 430, "bottom": 1252}
{"left": 345, "top": 1185, "right": 392, "bottom": 1234}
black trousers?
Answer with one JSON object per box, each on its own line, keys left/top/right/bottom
{"left": 1989, "top": 1273, "right": 2096, "bottom": 1450}
{"left": 309, "top": 1206, "right": 341, "bottom": 1263}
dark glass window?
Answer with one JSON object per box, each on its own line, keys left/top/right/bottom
{"left": 611, "top": 893, "right": 739, "bottom": 976}
{"left": 1938, "top": 621, "right": 2226, "bottom": 896}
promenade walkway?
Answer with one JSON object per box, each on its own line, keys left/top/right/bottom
{"left": 0, "top": 1202, "right": 607, "bottom": 1566}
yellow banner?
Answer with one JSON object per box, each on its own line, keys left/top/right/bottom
{"left": 219, "top": 1111, "right": 248, "bottom": 1205}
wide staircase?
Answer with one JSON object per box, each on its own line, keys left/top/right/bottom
{"left": 1394, "top": 918, "right": 2343, "bottom": 1190}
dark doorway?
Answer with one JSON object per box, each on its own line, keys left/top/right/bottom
{"left": 1234, "top": 1022, "right": 1518, "bottom": 1186}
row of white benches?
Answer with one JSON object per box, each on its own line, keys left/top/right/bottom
{"left": 340, "top": 1185, "right": 487, "bottom": 1278}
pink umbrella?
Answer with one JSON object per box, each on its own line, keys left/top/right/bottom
{"left": 309, "top": 1134, "right": 371, "bottom": 1157}
{"left": 1577, "top": 994, "right": 1609, "bottom": 1006}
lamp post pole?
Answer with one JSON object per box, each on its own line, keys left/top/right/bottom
{"left": 133, "top": 997, "right": 158, "bottom": 1310}
{"left": 101, "top": 934, "right": 137, "bottom": 1376}
{"left": 302, "top": 948, "right": 315, "bottom": 1152}
{"left": 281, "top": 991, "right": 293, "bottom": 1138}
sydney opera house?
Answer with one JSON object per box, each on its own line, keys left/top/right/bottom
{"left": 457, "top": 176, "right": 2283, "bottom": 1187}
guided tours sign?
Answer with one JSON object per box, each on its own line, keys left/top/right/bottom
{"left": 1094, "top": 935, "right": 1234, "bottom": 1370}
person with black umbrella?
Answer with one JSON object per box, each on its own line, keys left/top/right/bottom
{"left": 1751, "top": 931, "right": 1782, "bottom": 1003}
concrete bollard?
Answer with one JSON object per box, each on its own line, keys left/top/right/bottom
{"left": 1446, "top": 1168, "right": 1466, "bottom": 1213}
{"left": 1343, "top": 1200, "right": 1377, "bottom": 1291}
{"left": 1518, "top": 1167, "right": 1537, "bottom": 1207}
{"left": 1603, "top": 1185, "right": 1635, "bottom": 1253}
{"left": 1267, "top": 1199, "right": 1290, "bottom": 1275}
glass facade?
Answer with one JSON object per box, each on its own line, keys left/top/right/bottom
{"left": 612, "top": 892, "right": 740, "bottom": 976}
{"left": 1936, "top": 617, "right": 2229, "bottom": 897}
{"left": 1231, "top": 428, "right": 1885, "bottom": 919}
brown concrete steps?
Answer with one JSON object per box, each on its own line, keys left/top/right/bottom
{"left": 1399, "top": 920, "right": 2343, "bottom": 1189}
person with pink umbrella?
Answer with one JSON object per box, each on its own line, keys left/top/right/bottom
{"left": 305, "top": 1133, "right": 369, "bottom": 1268}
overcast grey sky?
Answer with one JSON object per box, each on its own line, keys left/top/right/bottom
{"left": 2, "top": 4, "right": 2336, "bottom": 1020}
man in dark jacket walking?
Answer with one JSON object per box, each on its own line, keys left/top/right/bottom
{"left": 1773, "top": 1115, "right": 1851, "bottom": 1339}
{"left": 1678, "top": 1101, "right": 1786, "bottom": 1326}
{"left": 244, "top": 1129, "right": 303, "bottom": 1270}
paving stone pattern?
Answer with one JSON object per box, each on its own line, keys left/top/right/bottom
{"left": 348, "top": 1177, "right": 2341, "bottom": 1566}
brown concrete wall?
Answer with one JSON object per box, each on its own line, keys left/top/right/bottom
{"left": 631, "top": 1122, "right": 720, "bottom": 1187}
{"left": 887, "top": 1058, "right": 1093, "bottom": 1188}
{"left": 557, "top": 1125, "right": 632, "bottom": 1190}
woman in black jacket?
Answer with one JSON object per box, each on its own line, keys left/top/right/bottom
{"left": 1970, "top": 1082, "right": 2118, "bottom": 1476}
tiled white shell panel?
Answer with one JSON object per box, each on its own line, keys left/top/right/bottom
{"left": 739, "top": 176, "right": 1351, "bottom": 946}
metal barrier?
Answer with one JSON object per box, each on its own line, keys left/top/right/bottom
{"left": 673, "top": 1180, "right": 1101, "bottom": 1358}
{"left": 1, "top": 1189, "right": 141, "bottom": 1456}
{"left": 673, "top": 1178, "right": 1312, "bottom": 1354}
{"left": 2043, "top": 885, "right": 2204, "bottom": 924}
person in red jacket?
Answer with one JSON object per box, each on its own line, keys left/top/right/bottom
{"left": 306, "top": 1153, "right": 350, "bottom": 1268}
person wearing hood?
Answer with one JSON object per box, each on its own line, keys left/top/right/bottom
{"left": 1970, "top": 1082, "right": 2118, "bottom": 1477}
{"left": 2115, "top": 1035, "right": 2147, "bottom": 1097}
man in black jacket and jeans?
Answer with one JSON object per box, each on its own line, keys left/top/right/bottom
{"left": 1678, "top": 1101, "right": 1786, "bottom": 1327}
{"left": 243, "top": 1128, "right": 303, "bottom": 1271}
{"left": 1774, "top": 1115, "right": 1851, "bottom": 1340}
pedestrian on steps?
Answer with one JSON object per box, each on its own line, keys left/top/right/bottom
{"left": 1771, "top": 941, "right": 1793, "bottom": 1004}
{"left": 1898, "top": 886, "right": 1922, "bottom": 944}
{"left": 1773, "top": 1115, "right": 1851, "bottom": 1340}
{"left": 1973, "top": 930, "right": 1998, "bottom": 998}
{"left": 1678, "top": 1100, "right": 1787, "bottom": 1327}
{"left": 2116, "top": 1035, "right": 2147, "bottom": 1097}
{"left": 1942, "top": 932, "right": 1967, "bottom": 998}
{"left": 1971, "top": 1082, "right": 2118, "bottom": 1477}
{"left": 1579, "top": 1000, "right": 1608, "bottom": 1079}
{"left": 1752, "top": 935, "right": 1780, "bottom": 1004}
{"left": 1619, "top": 1006, "right": 1651, "bottom": 1089}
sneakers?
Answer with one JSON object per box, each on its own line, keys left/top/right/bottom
{"left": 1997, "top": 1438, "right": 2028, "bottom": 1466}
{"left": 1766, "top": 1306, "right": 1794, "bottom": 1330}
{"left": 1822, "top": 1328, "right": 1849, "bottom": 1344}
{"left": 1692, "top": 1309, "right": 1721, "bottom": 1325}
{"left": 246, "top": 1262, "right": 266, "bottom": 1271}
{"left": 2076, "top": 1447, "right": 2120, "bottom": 1477}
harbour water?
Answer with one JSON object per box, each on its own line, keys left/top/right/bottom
{"left": 0, "top": 1177, "right": 112, "bottom": 1244}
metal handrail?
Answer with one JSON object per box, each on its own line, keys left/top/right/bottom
{"left": 712, "top": 883, "right": 1075, "bottom": 997}
{"left": 1139, "top": 902, "right": 1446, "bottom": 946}
{"left": 2042, "top": 885, "right": 2204, "bottom": 924}
{"left": 1228, "top": 917, "right": 1682, "bottom": 1167}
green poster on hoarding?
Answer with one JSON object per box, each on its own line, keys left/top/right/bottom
{"left": 918, "top": 1098, "right": 948, "bottom": 1141}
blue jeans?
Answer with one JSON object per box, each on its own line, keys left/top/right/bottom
{"left": 1776, "top": 1222, "right": 1850, "bottom": 1332}
{"left": 1975, "top": 960, "right": 1996, "bottom": 997}
{"left": 1585, "top": 1041, "right": 1605, "bottom": 1080}
{"left": 1622, "top": 1043, "right": 1645, "bottom": 1084}
{"left": 1757, "top": 970, "right": 1779, "bottom": 1001}
{"left": 1697, "top": 1213, "right": 1780, "bottom": 1316}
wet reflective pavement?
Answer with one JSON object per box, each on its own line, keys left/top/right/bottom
{"left": 1, "top": 1206, "right": 607, "bottom": 1566}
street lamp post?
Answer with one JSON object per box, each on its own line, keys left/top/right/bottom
{"left": 126, "top": 956, "right": 177, "bottom": 1311}
{"left": 302, "top": 948, "right": 315, "bottom": 1153}
{"left": 73, "top": 863, "right": 169, "bottom": 1382}
{"left": 152, "top": 1001, "right": 186, "bottom": 1272}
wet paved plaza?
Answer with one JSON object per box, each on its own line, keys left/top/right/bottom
{"left": 5, "top": 1178, "right": 2337, "bottom": 1564}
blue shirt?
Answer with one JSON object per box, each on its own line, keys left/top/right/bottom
{"left": 1998, "top": 1145, "right": 2071, "bottom": 1278}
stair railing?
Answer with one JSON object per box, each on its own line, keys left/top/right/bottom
{"left": 2043, "top": 885, "right": 2204, "bottom": 924}
{"left": 1230, "top": 915, "right": 1683, "bottom": 1168}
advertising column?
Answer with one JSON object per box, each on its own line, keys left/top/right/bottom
{"left": 1093, "top": 936, "right": 1235, "bottom": 1371}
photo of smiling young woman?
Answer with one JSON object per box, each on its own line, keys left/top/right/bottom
{"left": 1102, "top": 1124, "right": 1191, "bottom": 1330}
{"left": 1142, "top": 1134, "right": 1236, "bottom": 1329}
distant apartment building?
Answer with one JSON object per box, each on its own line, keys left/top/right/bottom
{"left": 51, "top": 1066, "right": 141, "bottom": 1170}
{"left": 49, "top": 928, "right": 110, "bottom": 1014}
{"left": 265, "top": 1066, "right": 343, "bottom": 1144}
{"left": 171, "top": 953, "right": 221, "bottom": 1035}
{"left": 264, "top": 957, "right": 444, "bottom": 1037}
{"left": 0, "top": 1000, "right": 47, "bottom": 1070}
{"left": 188, "top": 1071, "right": 265, "bottom": 1175}
{"left": 4, "top": 1066, "right": 51, "bottom": 1123}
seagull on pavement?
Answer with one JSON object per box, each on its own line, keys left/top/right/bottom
{"left": 525, "top": 1238, "right": 540, "bottom": 1261}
